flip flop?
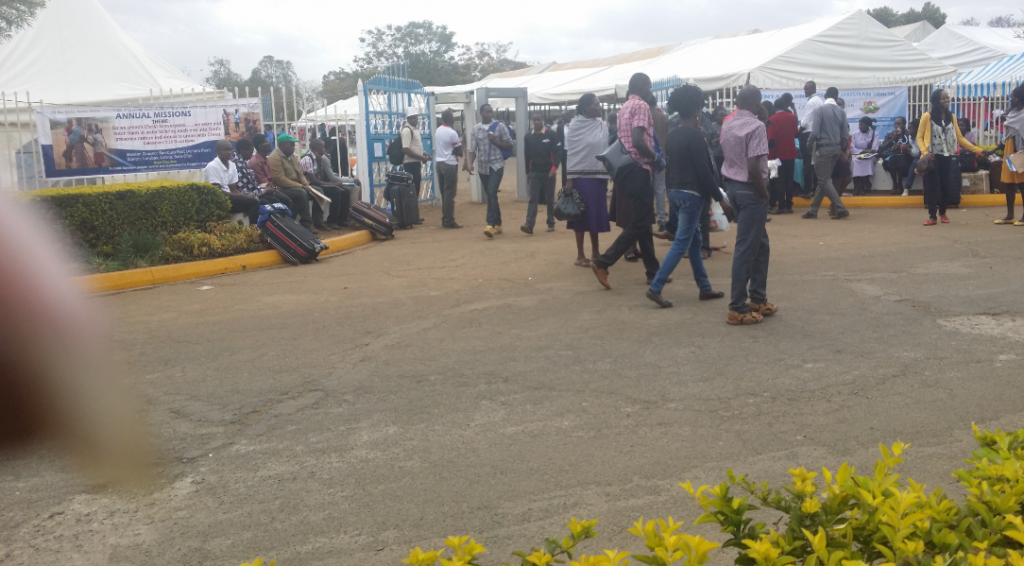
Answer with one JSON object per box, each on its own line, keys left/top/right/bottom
{"left": 994, "top": 219, "right": 1016, "bottom": 225}
{"left": 574, "top": 258, "right": 592, "bottom": 268}
{"left": 1016, "top": 221, "right": 1024, "bottom": 226}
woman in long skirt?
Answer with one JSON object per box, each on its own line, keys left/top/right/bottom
{"left": 990, "top": 84, "right": 1024, "bottom": 225}
{"left": 564, "top": 93, "right": 612, "bottom": 267}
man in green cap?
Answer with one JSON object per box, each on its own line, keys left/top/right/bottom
{"left": 268, "top": 132, "right": 317, "bottom": 232}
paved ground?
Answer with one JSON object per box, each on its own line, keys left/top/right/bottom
{"left": 3, "top": 166, "right": 1024, "bottom": 566}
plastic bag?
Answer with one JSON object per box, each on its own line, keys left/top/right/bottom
{"left": 709, "top": 188, "right": 730, "bottom": 232}
{"left": 554, "top": 188, "right": 583, "bottom": 222}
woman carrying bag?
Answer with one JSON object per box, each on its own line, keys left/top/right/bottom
{"left": 564, "top": 93, "right": 612, "bottom": 267}
{"left": 916, "top": 89, "right": 986, "bottom": 226}
{"left": 988, "top": 84, "right": 1024, "bottom": 226}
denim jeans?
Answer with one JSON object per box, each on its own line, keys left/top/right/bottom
{"left": 725, "top": 180, "right": 770, "bottom": 313}
{"left": 480, "top": 167, "right": 504, "bottom": 227}
{"left": 649, "top": 191, "right": 712, "bottom": 294}
{"left": 653, "top": 169, "right": 667, "bottom": 226}
{"left": 905, "top": 157, "right": 920, "bottom": 189}
{"left": 525, "top": 171, "right": 555, "bottom": 228}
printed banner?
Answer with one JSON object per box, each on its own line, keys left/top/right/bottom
{"left": 35, "top": 99, "right": 263, "bottom": 179}
{"left": 761, "top": 87, "right": 909, "bottom": 139}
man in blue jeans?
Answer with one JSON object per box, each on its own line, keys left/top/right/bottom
{"left": 719, "top": 85, "right": 777, "bottom": 325}
{"left": 646, "top": 85, "right": 731, "bottom": 308}
{"left": 466, "top": 103, "right": 513, "bottom": 239}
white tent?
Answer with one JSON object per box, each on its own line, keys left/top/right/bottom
{"left": 946, "top": 52, "right": 1024, "bottom": 96}
{"left": 0, "top": 0, "right": 212, "bottom": 106}
{"left": 532, "top": 10, "right": 956, "bottom": 103}
{"left": 916, "top": 26, "right": 1024, "bottom": 73}
{"left": 890, "top": 21, "right": 937, "bottom": 43}
{"left": 299, "top": 96, "right": 360, "bottom": 124}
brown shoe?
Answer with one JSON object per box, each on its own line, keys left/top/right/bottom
{"left": 315, "top": 223, "right": 334, "bottom": 232}
{"left": 727, "top": 310, "right": 764, "bottom": 325}
{"left": 699, "top": 290, "right": 725, "bottom": 301}
{"left": 591, "top": 262, "right": 611, "bottom": 289}
{"left": 749, "top": 302, "right": 778, "bottom": 316}
{"left": 646, "top": 275, "right": 673, "bottom": 285}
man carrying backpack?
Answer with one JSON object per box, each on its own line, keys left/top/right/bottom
{"left": 400, "top": 107, "right": 431, "bottom": 198}
{"left": 466, "top": 103, "right": 513, "bottom": 238}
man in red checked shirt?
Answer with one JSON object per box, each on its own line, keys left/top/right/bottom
{"left": 521, "top": 111, "right": 561, "bottom": 234}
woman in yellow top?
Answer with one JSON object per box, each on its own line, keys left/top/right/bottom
{"left": 989, "top": 84, "right": 1024, "bottom": 225}
{"left": 916, "top": 89, "right": 985, "bottom": 226}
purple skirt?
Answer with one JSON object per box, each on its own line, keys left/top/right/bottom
{"left": 566, "top": 178, "right": 611, "bottom": 234}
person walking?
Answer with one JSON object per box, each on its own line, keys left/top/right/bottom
{"left": 803, "top": 87, "right": 851, "bottom": 220}
{"left": 521, "top": 112, "right": 559, "bottom": 234}
{"left": 434, "top": 109, "right": 464, "bottom": 229}
{"left": 590, "top": 73, "right": 663, "bottom": 289}
{"left": 564, "top": 93, "right": 612, "bottom": 267}
{"left": 798, "top": 81, "right": 824, "bottom": 197}
{"left": 766, "top": 96, "right": 799, "bottom": 214}
{"left": 466, "top": 103, "right": 513, "bottom": 238}
{"left": 916, "top": 89, "right": 985, "bottom": 226}
{"left": 990, "top": 85, "right": 1024, "bottom": 225}
{"left": 645, "top": 85, "right": 731, "bottom": 309}
{"left": 720, "top": 85, "right": 776, "bottom": 325}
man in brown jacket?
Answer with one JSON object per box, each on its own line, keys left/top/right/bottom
{"left": 267, "top": 132, "right": 317, "bottom": 232}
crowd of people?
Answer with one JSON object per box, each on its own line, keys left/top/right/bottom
{"left": 61, "top": 118, "right": 108, "bottom": 170}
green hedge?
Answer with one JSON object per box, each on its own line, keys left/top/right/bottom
{"left": 23, "top": 181, "right": 230, "bottom": 254}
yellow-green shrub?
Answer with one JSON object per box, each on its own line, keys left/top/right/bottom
{"left": 163, "top": 221, "right": 265, "bottom": 262}
{"left": 23, "top": 181, "right": 229, "bottom": 254}
{"left": 401, "top": 426, "right": 1024, "bottom": 566}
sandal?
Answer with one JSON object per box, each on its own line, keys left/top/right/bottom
{"left": 701, "top": 251, "right": 711, "bottom": 260}
{"left": 727, "top": 310, "right": 764, "bottom": 325}
{"left": 574, "top": 258, "right": 592, "bottom": 268}
{"left": 994, "top": 218, "right": 1016, "bottom": 225}
{"left": 1015, "top": 220, "right": 1024, "bottom": 226}
{"left": 749, "top": 302, "right": 778, "bottom": 316}
{"left": 624, "top": 252, "right": 639, "bottom": 263}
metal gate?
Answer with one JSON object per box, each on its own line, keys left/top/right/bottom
{"left": 355, "top": 64, "right": 434, "bottom": 206}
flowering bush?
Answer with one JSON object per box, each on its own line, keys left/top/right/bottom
{"left": 162, "top": 221, "right": 265, "bottom": 263}
{"left": 399, "top": 425, "right": 1024, "bottom": 566}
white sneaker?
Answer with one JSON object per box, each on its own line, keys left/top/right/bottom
{"left": 901, "top": 190, "right": 910, "bottom": 197}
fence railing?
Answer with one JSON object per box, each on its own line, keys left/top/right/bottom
{"left": 0, "top": 85, "right": 357, "bottom": 192}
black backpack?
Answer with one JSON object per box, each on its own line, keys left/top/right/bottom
{"left": 387, "top": 124, "right": 411, "bottom": 166}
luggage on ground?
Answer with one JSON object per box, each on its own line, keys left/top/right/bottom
{"left": 350, "top": 201, "right": 397, "bottom": 240}
{"left": 384, "top": 170, "right": 419, "bottom": 229}
{"left": 260, "top": 209, "right": 329, "bottom": 265}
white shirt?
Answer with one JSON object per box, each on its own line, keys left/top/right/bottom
{"left": 434, "top": 125, "right": 461, "bottom": 165}
{"left": 801, "top": 93, "right": 824, "bottom": 131}
{"left": 400, "top": 124, "right": 424, "bottom": 163}
{"left": 203, "top": 157, "right": 238, "bottom": 193}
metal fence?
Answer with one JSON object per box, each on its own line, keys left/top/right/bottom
{"left": 0, "top": 85, "right": 357, "bottom": 192}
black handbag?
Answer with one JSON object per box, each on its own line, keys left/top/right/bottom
{"left": 595, "top": 139, "right": 640, "bottom": 181}
{"left": 553, "top": 188, "right": 586, "bottom": 222}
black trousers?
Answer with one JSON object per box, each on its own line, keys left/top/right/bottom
{"left": 769, "top": 159, "right": 796, "bottom": 209}
{"left": 228, "top": 193, "right": 260, "bottom": 225}
{"left": 924, "top": 155, "right": 955, "bottom": 218}
{"left": 799, "top": 132, "right": 815, "bottom": 194}
{"left": 595, "top": 166, "right": 660, "bottom": 279}
{"left": 403, "top": 161, "right": 422, "bottom": 196}
{"left": 259, "top": 191, "right": 293, "bottom": 211}
{"left": 311, "top": 185, "right": 351, "bottom": 226}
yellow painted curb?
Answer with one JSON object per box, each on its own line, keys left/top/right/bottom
{"left": 78, "top": 230, "right": 375, "bottom": 294}
{"left": 792, "top": 194, "right": 1022, "bottom": 208}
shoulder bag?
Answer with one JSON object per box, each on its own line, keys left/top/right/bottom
{"left": 595, "top": 138, "right": 639, "bottom": 181}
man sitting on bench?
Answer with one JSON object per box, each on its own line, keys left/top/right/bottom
{"left": 300, "top": 139, "right": 353, "bottom": 230}
{"left": 203, "top": 140, "right": 260, "bottom": 225}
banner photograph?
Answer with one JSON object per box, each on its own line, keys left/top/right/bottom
{"left": 35, "top": 99, "right": 262, "bottom": 179}
{"left": 761, "top": 87, "right": 909, "bottom": 138}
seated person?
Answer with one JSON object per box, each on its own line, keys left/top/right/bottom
{"left": 266, "top": 133, "right": 318, "bottom": 233}
{"left": 234, "top": 138, "right": 294, "bottom": 212}
{"left": 299, "top": 139, "right": 352, "bottom": 230}
{"left": 203, "top": 140, "right": 260, "bottom": 225}
{"left": 313, "top": 139, "right": 361, "bottom": 217}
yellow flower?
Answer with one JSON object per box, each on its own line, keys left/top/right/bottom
{"left": 801, "top": 497, "right": 822, "bottom": 514}
{"left": 403, "top": 547, "right": 443, "bottom": 566}
{"left": 526, "top": 550, "right": 555, "bottom": 566}
{"left": 568, "top": 518, "right": 599, "bottom": 539}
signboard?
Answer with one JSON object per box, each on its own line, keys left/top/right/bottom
{"left": 35, "top": 99, "right": 262, "bottom": 179}
{"left": 761, "top": 87, "right": 909, "bottom": 139}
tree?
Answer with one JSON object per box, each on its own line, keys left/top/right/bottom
{"left": 867, "top": 2, "right": 947, "bottom": 28}
{"left": 867, "top": 6, "right": 902, "bottom": 28}
{"left": 0, "top": 0, "right": 46, "bottom": 42}
{"left": 352, "top": 21, "right": 463, "bottom": 87}
{"left": 322, "top": 68, "right": 375, "bottom": 105}
{"left": 248, "top": 55, "right": 299, "bottom": 90}
{"left": 203, "top": 57, "right": 245, "bottom": 91}
{"left": 457, "top": 42, "right": 530, "bottom": 82}
{"left": 988, "top": 14, "right": 1023, "bottom": 27}
{"left": 957, "top": 17, "right": 980, "bottom": 26}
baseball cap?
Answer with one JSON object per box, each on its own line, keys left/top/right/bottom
{"left": 406, "top": 107, "right": 420, "bottom": 118}
{"left": 277, "top": 132, "right": 299, "bottom": 143}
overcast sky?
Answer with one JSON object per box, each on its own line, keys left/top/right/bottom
{"left": 96, "top": 0, "right": 1011, "bottom": 84}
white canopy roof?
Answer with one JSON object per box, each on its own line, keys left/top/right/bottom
{"left": 890, "top": 21, "right": 937, "bottom": 43}
{"left": 299, "top": 96, "right": 360, "bottom": 124}
{"left": 944, "top": 52, "right": 1024, "bottom": 96}
{"left": 0, "top": 0, "right": 210, "bottom": 106}
{"left": 916, "top": 26, "right": 1024, "bottom": 73}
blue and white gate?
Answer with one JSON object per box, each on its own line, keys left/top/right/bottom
{"left": 355, "top": 64, "right": 434, "bottom": 206}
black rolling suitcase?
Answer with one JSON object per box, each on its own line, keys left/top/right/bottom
{"left": 261, "top": 213, "right": 329, "bottom": 265}
{"left": 351, "top": 201, "right": 397, "bottom": 240}
{"left": 384, "top": 170, "right": 419, "bottom": 229}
